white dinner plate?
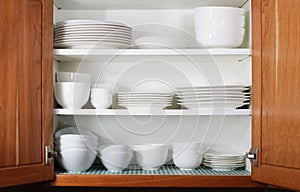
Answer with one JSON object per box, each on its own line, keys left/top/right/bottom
{"left": 54, "top": 41, "right": 131, "bottom": 49}
{"left": 55, "top": 28, "right": 132, "bottom": 35}
{"left": 179, "top": 102, "right": 250, "bottom": 109}
{"left": 55, "top": 20, "right": 131, "bottom": 28}
{"left": 55, "top": 33, "right": 131, "bottom": 40}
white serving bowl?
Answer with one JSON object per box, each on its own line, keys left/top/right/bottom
{"left": 54, "top": 127, "right": 97, "bottom": 139}
{"left": 100, "top": 151, "right": 134, "bottom": 172}
{"left": 56, "top": 148, "right": 97, "bottom": 172}
{"left": 90, "top": 88, "right": 112, "bottom": 109}
{"left": 173, "top": 142, "right": 201, "bottom": 155}
{"left": 56, "top": 72, "right": 91, "bottom": 83}
{"left": 99, "top": 145, "right": 132, "bottom": 156}
{"left": 133, "top": 144, "right": 168, "bottom": 170}
{"left": 54, "top": 82, "right": 90, "bottom": 109}
{"left": 134, "top": 36, "right": 188, "bottom": 49}
{"left": 173, "top": 153, "right": 203, "bottom": 170}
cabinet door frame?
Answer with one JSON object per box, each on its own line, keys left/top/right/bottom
{"left": 251, "top": 0, "right": 300, "bottom": 190}
{"left": 0, "top": 0, "right": 54, "bottom": 187}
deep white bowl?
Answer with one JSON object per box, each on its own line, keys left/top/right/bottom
{"left": 99, "top": 145, "right": 132, "bottom": 156}
{"left": 54, "top": 82, "right": 90, "bottom": 109}
{"left": 54, "top": 136, "right": 98, "bottom": 148}
{"left": 100, "top": 151, "right": 133, "bottom": 172}
{"left": 56, "top": 72, "right": 91, "bottom": 83}
{"left": 55, "top": 145, "right": 97, "bottom": 153}
{"left": 173, "top": 142, "right": 201, "bottom": 155}
{"left": 54, "top": 127, "right": 97, "bottom": 139}
{"left": 56, "top": 148, "right": 97, "bottom": 172}
{"left": 90, "top": 88, "right": 112, "bottom": 109}
{"left": 133, "top": 144, "right": 168, "bottom": 170}
{"left": 173, "top": 153, "right": 203, "bottom": 170}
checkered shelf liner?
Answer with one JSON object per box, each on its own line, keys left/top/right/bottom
{"left": 55, "top": 164, "right": 250, "bottom": 176}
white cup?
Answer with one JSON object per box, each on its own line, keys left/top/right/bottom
{"left": 91, "top": 88, "right": 112, "bottom": 109}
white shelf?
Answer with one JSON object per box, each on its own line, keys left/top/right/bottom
{"left": 53, "top": 109, "right": 251, "bottom": 116}
{"left": 53, "top": 48, "right": 251, "bottom": 62}
{"left": 54, "top": 0, "right": 248, "bottom": 10}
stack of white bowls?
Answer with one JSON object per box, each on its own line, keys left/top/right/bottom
{"left": 173, "top": 142, "right": 203, "bottom": 170}
{"left": 194, "top": 6, "right": 245, "bottom": 48}
{"left": 54, "top": 127, "right": 98, "bottom": 172}
{"left": 98, "top": 145, "right": 133, "bottom": 172}
{"left": 133, "top": 144, "right": 168, "bottom": 170}
{"left": 54, "top": 72, "right": 91, "bottom": 109}
{"left": 90, "top": 83, "right": 113, "bottom": 109}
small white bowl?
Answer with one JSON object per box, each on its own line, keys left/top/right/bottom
{"left": 133, "top": 144, "right": 168, "bottom": 170}
{"left": 91, "top": 88, "right": 112, "bottom": 109}
{"left": 173, "top": 153, "right": 203, "bottom": 170}
{"left": 56, "top": 148, "right": 97, "bottom": 172}
{"left": 54, "top": 82, "right": 90, "bottom": 109}
{"left": 56, "top": 72, "right": 91, "bottom": 83}
{"left": 100, "top": 151, "right": 133, "bottom": 172}
{"left": 173, "top": 142, "right": 201, "bottom": 155}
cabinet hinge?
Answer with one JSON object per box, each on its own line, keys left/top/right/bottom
{"left": 45, "top": 145, "right": 57, "bottom": 166}
{"left": 246, "top": 147, "right": 258, "bottom": 167}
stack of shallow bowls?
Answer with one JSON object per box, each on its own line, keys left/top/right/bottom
{"left": 54, "top": 127, "right": 98, "bottom": 172}
{"left": 54, "top": 72, "right": 91, "bottom": 109}
{"left": 194, "top": 6, "right": 245, "bottom": 48}
{"left": 133, "top": 144, "right": 168, "bottom": 170}
{"left": 172, "top": 142, "right": 203, "bottom": 170}
{"left": 98, "top": 145, "right": 133, "bottom": 172}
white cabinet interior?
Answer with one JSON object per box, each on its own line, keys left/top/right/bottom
{"left": 53, "top": 0, "right": 252, "bottom": 174}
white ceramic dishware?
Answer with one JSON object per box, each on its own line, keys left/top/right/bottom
{"left": 173, "top": 153, "right": 203, "bottom": 170}
{"left": 100, "top": 151, "right": 133, "bottom": 172}
{"left": 99, "top": 145, "right": 132, "bottom": 156}
{"left": 90, "top": 88, "right": 112, "bottom": 109}
{"left": 54, "top": 82, "right": 90, "bottom": 109}
{"left": 173, "top": 142, "right": 201, "bottom": 155}
{"left": 134, "top": 36, "right": 188, "bottom": 49}
{"left": 55, "top": 145, "right": 97, "bottom": 153}
{"left": 91, "top": 83, "right": 114, "bottom": 91}
{"left": 54, "top": 136, "right": 98, "bottom": 148}
{"left": 56, "top": 148, "right": 97, "bottom": 172}
{"left": 133, "top": 144, "right": 168, "bottom": 170}
{"left": 56, "top": 72, "right": 91, "bottom": 83}
{"left": 54, "top": 127, "right": 97, "bottom": 139}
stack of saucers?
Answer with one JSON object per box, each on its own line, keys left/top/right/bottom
{"left": 54, "top": 127, "right": 99, "bottom": 172}
{"left": 117, "top": 92, "right": 173, "bottom": 110}
{"left": 176, "top": 85, "right": 251, "bottom": 109}
{"left": 54, "top": 20, "right": 132, "bottom": 49}
{"left": 203, "top": 153, "right": 245, "bottom": 171}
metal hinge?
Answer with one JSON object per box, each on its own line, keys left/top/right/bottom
{"left": 45, "top": 145, "right": 57, "bottom": 166}
{"left": 246, "top": 147, "right": 259, "bottom": 167}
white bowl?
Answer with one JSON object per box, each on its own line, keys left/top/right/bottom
{"left": 99, "top": 145, "right": 132, "bottom": 156}
{"left": 100, "top": 151, "right": 133, "bottom": 172}
{"left": 134, "top": 36, "right": 188, "bottom": 49}
{"left": 54, "top": 82, "right": 90, "bottom": 109}
{"left": 54, "top": 127, "right": 97, "bottom": 139}
{"left": 173, "top": 142, "right": 201, "bottom": 155}
{"left": 56, "top": 72, "right": 91, "bottom": 83}
{"left": 173, "top": 153, "right": 203, "bottom": 170}
{"left": 91, "top": 83, "right": 113, "bottom": 91}
{"left": 55, "top": 137, "right": 98, "bottom": 148}
{"left": 133, "top": 144, "right": 168, "bottom": 170}
{"left": 56, "top": 134, "right": 98, "bottom": 141}
{"left": 55, "top": 145, "right": 97, "bottom": 153}
{"left": 194, "top": 6, "right": 245, "bottom": 16}
{"left": 56, "top": 148, "right": 97, "bottom": 172}
{"left": 91, "top": 88, "right": 112, "bottom": 109}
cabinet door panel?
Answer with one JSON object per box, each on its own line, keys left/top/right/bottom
{"left": 0, "top": 0, "right": 18, "bottom": 168}
{"left": 252, "top": 0, "right": 300, "bottom": 190}
{"left": 0, "top": 0, "right": 53, "bottom": 187}
{"left": 18, "top": 0, "right": 43, "bottom": 165}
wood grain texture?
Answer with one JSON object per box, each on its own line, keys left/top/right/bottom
{"left": 50, "top": 175, "right": 264, "bottom": 188}
{"left": 252, "top": 0, "right": 300, "bottom": 190}
{"left": 0, "top": 0, "right": 18, "bottom": 168}
{"left": 0, "top": 0, "right": 54, "bottom": 187}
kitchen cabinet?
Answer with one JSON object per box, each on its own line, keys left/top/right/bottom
{"left": 0, "top": 0, "right": 299, "bottom": 190}
{"left": 0, "top": 0, "right": 53, "bottom": 188}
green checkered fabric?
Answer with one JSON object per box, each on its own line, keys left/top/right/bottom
{"left": 55, "top": 164, "right": 250, "bottom": 176}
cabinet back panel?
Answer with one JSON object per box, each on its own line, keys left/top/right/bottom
{"left": 18, "top": 0, "right": 43, "bottom": 165}
{"left": 261, "top": 0, "right": 300, "bottom": 169}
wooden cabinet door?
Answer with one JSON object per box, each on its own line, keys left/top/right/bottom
{"left": 0, "top": 0, "right": 53, "bottom": 187}
{"left": 252, "top": 0, "right": 300, "bottom": 190}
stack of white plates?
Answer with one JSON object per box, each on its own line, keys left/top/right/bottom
{"left": 203, "top": 153, "right": 245, "bottom": 171}
{"left": 176, "top": 85, "right": 251, "bottom": 109}
{"left": 118, "top": 92, "right": 173, "bottom": 110}
{"left": 54, "top": 20, "right": 132, "bottom": 49}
